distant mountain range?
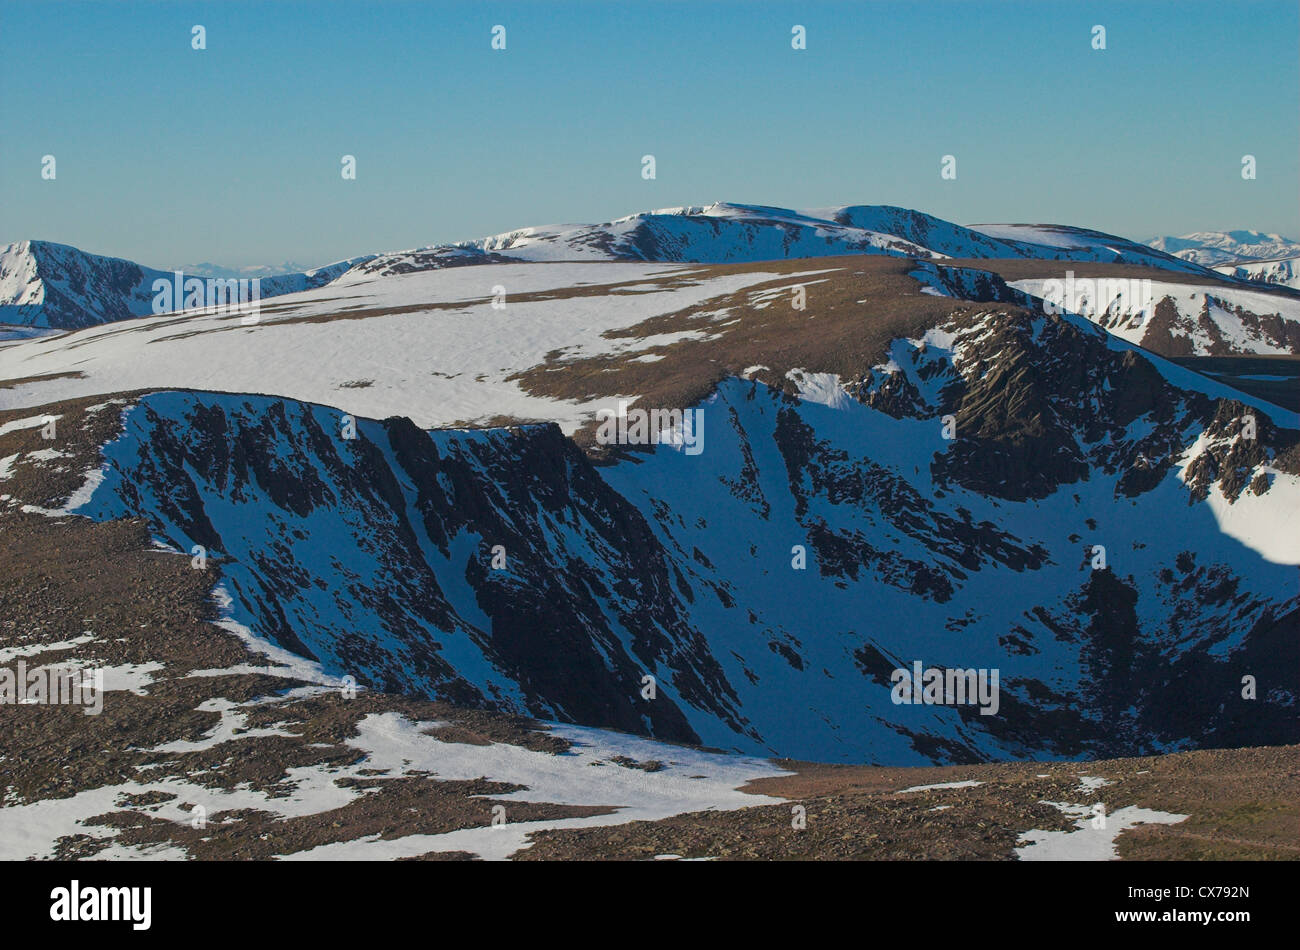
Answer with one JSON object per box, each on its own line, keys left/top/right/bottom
{"left": 1211, "top": 256, "right": 1300, "bottom": 291}
{"left": 1148, "top": 230, "right": 1300, "bottom": 267}
{"left": 1149, "top": 228, "right": 1300, "bottom": 272}
{"left": 3, "top": 204, "right": 1222, "bottom": 331}
{"left": 6, "top": 203, "right": 1300, "bottom": 363}
{"left": 1146, "top": 231, "right": 1300, "bottom": 293}
{"left": 172, "top": 261, "right": 319, "bottom": 280}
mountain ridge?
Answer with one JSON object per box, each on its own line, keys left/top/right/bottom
{"left": 0, "top": 239, "right": 374, "bottom": 329}
{"left": 3, "top": 203, "right": 1224, "bottom": 330}
{"left": 7, "top": 294, "right": 1290, "bottom": 764}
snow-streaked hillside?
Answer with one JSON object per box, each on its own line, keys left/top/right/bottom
{"left": 4, "top": 253, "right": 1294, "bottom": 427}
{"left": 3, "top": 228, "right": 1296, "bottom": 767}
{"left": 1214, "top": 256, "right": 1300, "bottom": 291}
{"left": 0, "top": 240, "right": 161, "bottom": 329}
{"left": 1007, "top": 275, "right": 1300, "bottom": 356}
{"left": 965, "top": 223, "right": 1207, "bottom": 272}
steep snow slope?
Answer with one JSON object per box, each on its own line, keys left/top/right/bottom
{"left": 0, "top": 240, "right": 163, "bottom": 329}
{"left": 7, "top": 414, "right": 1285, "bottom": 861}
{"left": 4, "top": 251, "right": 1295, "bottom": 763}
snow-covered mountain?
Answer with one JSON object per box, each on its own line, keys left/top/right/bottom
{"left": 1149, "top": 231, "right": 1300, "bottom": 267}
{"left": 1152, "top": 227, "right": 1300, "bottom": 290}
{"left": 964, "top": 222, "right": 1205, "bottom": 271}
{"left": 5, "top": 204, "right": 1222, "bottom": 332}
{"left": 353, "top": 203, "right": 1209, "bottom": 278}
{"left": 4, "top": 252, "right": 1293, "bottom": 765}
{"left": 0, "top": 240, "right": 164, "bottom": 329}
{"left": 0, "top": 240, "right": 374, "bottom": 329}
{"left": 60, "top": 309, "right": 1297, "bottom": 764}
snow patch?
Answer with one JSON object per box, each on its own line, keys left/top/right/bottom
{"left": 1016, "top": 803, "right": 1187, "bottom": 861}
{"left": 899, "top": 780, "right": 983, "bottom": 794}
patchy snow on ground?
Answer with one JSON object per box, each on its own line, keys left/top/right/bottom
{"left": 0, "top": 632, "right": 97, "bottom": 664}
{"left": 39, "top": 659, "right": 167, "bottom": 695}
{"left": 0, "top": 413, "right": 57, "bottom": 437}
{"left": 276, "top": 714, "right": 789, "bottom": 861}
{"left": 1015, "top": 803, "right": 1188, "bottom": 861}
{"left": 0, "top": 677, "right": 788, "bottom": 860}
{"left": 1076, "top": 776, "right": 1114, "bottom": 794}
{"left": 898, "top": 780, "right": 984, "bottom": 794}
{"left": 148, "top": 698, "right": 296, "bottom": 753}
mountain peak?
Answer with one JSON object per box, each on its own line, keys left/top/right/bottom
{"left": 0, "top": 240, "right": 374, "bottom": 329}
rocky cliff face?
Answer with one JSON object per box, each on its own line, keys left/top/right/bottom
{"left": 0, "top": 240, "right": 159, "bottom": 329}
{"left": 71, "top": 309, "right": 1299, "bottom": 764}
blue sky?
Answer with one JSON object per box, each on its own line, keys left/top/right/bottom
{"left": 3, "top": 0, "right": 1297, "bottom": 268}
